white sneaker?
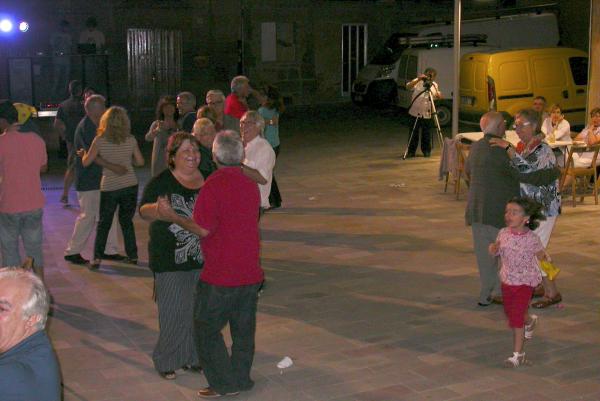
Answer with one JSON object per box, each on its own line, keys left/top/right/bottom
{"left": 524, "top": 314, "right": 538, "bottom": 340}
{"left": 504, "top": 352, "right": 527, "bottom": 368}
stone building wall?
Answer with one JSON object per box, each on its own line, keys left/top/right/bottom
{"left": 0, "top": 0, "right": 591, "bottom": 110}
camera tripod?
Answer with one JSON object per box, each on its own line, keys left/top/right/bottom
{"left": 402, "top": 87, "right": 445, "bottom": 160}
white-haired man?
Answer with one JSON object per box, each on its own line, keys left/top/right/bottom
{"left": 189, "top": 131, "right": 263, "bottom": 397}
{"left": 224, "top": 76, "right": 264, "bottom": 120}
{"left": 206, "top": 89, "right": 240, "bottom": 132}
{"left": 240, "top": 111, "right": 276, "bottom": 211}
{"left": 177, "top": 91, "right": 197, "bottom": 133}
{"left": 0, "top": 268, "right": 60, "bottom": 401}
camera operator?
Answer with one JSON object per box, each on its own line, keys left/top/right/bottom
{"left": 405, "top": 67, "right": 442, "bottom": 158}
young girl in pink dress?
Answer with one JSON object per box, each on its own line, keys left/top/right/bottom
{"left": 489, "top": 197, "right": 548, "bottom": 367}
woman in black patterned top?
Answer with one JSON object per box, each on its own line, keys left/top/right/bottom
{"left": 139, "top": 132, "right": 204, "bottom": 380}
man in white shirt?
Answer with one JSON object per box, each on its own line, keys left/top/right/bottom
{"left": 405, "top": 67, "right": 442, "bottom": 158}
{"left": 240, "top": 111, "right": 275, "bottom": 211}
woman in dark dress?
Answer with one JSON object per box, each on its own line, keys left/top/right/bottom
{"left": 139, "top": 132, "right": 204, "bottom": 379}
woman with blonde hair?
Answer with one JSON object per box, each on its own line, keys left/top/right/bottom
{"left": 80, "top": 106, "right": 144, "bottom": 269}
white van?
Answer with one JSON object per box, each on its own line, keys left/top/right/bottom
{"left": 351, "top": 12, "right": 560, "bottom": 121}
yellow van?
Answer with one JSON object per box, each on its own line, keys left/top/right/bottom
{"left": 459, "top": 47, "right": 588, "bottom": 127}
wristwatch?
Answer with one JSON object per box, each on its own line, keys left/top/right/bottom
{"left": 505, "top": 144, "right": 511, "bottom": 151}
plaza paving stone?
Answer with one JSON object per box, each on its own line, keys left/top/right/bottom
{"left": 32, "top": 107, "right": 600, "bottom": 400}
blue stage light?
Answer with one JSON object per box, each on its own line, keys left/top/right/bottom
{"left": 0, "top": 19, "right": 13, "bottom": 33}
{"left": 19, "top": 21, "right": 29, "bottom": 32}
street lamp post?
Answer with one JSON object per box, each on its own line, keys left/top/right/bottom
{"left": 452, "top": 0, "right": 461, "bottom": 138}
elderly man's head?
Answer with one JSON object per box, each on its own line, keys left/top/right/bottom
{"left": 480, "top": 111, "right": 506, "bottom": 137}
{"left": 85, "top": 94, "right": 106, "bottom": 124}
{"left": 230, "top": 76, "right": 251, "bottom": 98}
{"left": 213, "top": 130, "right": 244, "bottom": 166}
{"left": 240, "top": 111, "right": 265, "bottom": 145}
{"left": 176, "top": 92, "right": 196, "bottom": 115}
{"left": 206, "top": 90, "right": 225, "bottom": 116}
{"left": 193, "top": 118, "right": 217, "bottom": 149}
{"left": 0, "top": 268, "right": 50, "bottom": 353}
{"left": 532, "top": 96, "right": 547, "bottom": 114}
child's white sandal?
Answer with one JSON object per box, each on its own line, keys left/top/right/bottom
{"left": 504, "top": 352, "right": 527, "bottom": 368}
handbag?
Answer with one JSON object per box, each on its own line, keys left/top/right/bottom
{"left": 539, "top": 260, "right": 560, "bottom": 281}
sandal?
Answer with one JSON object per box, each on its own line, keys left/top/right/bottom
{"left": 504, "top": 352, "right": 528, "bottom": 368}
{"left": 531, "top": 294, "right": 562, "bottom": 309}
{"left": 159, "top": 371, "right": 176, "bottom": 380}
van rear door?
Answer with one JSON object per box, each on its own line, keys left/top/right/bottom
{"left": 495, "top": 56, "right": 533, "bottom": 117}
{"left": 459, "top": 54, "right": 489, "bottom": 124}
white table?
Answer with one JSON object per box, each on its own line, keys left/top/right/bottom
{"left": 456, "top": 131, "right": 572, "bottom": 149}
{"left": 456, "top": 131, "right": 521, "bottom": 146}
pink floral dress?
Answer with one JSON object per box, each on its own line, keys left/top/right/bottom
{"left": 496, "top": 228, "right": 543, "bottom": 287}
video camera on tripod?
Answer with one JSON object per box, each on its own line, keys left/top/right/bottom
{"left": 420, "top": 73, "right": 434, "bottom": 90}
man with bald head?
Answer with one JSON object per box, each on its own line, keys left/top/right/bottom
{"left": 0, "top": 268, "right": 60, "bottom": 401}
{"left": 465, "top": 112, "right": 560, "bottom": 306}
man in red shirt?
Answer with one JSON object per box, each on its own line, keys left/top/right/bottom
{"left": 190, "top": 130, "right": 262, "bottom": 398}
{"left": 0, "top": 101, "right": 48, "bottom": 279}
{"left": 224, "top": 75, "right": 264, "bottom": 120}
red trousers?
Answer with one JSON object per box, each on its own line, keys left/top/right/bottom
{"left": 501, "top": 283, "right": 534, "bottom": 328}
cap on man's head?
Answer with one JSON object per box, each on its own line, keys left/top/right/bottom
{"left": 0, "top": 100, "right": 18, "bottom": 124}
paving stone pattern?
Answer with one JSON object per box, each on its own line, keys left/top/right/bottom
{"left": 34, "top": 107, "right": 600, "bottom": 400}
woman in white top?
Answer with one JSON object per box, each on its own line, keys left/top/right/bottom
{"left": 570, "top": 107, "right": 600, "bottom": 168}
{"left": 541, "top": 104, "right": 571, "bottom": 167}
{"left": 81, "top": 106, "right": 145, "bottom": 269}
{"left": 541, "top": 104, "right": 571, "bottom": 143}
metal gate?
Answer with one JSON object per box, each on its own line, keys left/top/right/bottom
{"left": 127, "top": 29, "right": 182, "bottom": 112}
{"left": 341, "top": 24, "right": 367, "bottom": 96}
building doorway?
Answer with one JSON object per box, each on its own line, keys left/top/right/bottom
{"left": 341, "top": 24, "right": 367, "bottom": 96}
{"left": 127, "top": 29, "right": 182, "bottom": 113}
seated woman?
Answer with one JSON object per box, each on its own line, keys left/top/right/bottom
{"left": 570, "top": 107, "right": 600, "bottom": 168}
{"left": 562, "top": 107, "right": 600, "bottom": 189}
{"left": 541, "top": 104, "right": 571, "bottom": 167}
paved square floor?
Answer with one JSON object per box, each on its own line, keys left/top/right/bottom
{"left": 34, "top": 108, "right": 600, "bottom": 400}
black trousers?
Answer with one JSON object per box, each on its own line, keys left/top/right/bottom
{"left": 269, "top": 146, "right": 282, "bottom": 207}
{"left": 193, "top": 281, "right": 261, "bottom": 395}
{"left": 94, "top": 185, "right": 138, "bottom": 260}
{"left": 407, "top": 116, "right": 433, "bottom": 155}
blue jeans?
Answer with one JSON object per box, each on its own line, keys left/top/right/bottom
{"left": 0, "top": 208, "right": 44, "bottom": 267}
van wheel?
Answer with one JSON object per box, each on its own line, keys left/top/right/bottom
{"left": 435, "top": 105, "right": 451, "bottom": 126}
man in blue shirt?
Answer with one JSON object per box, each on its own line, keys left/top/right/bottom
{"left": 63, "top": 94, "right": 126, "bottom": 265}
{"left": 0, "top": 268, "right": 60, "bottom": 401}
